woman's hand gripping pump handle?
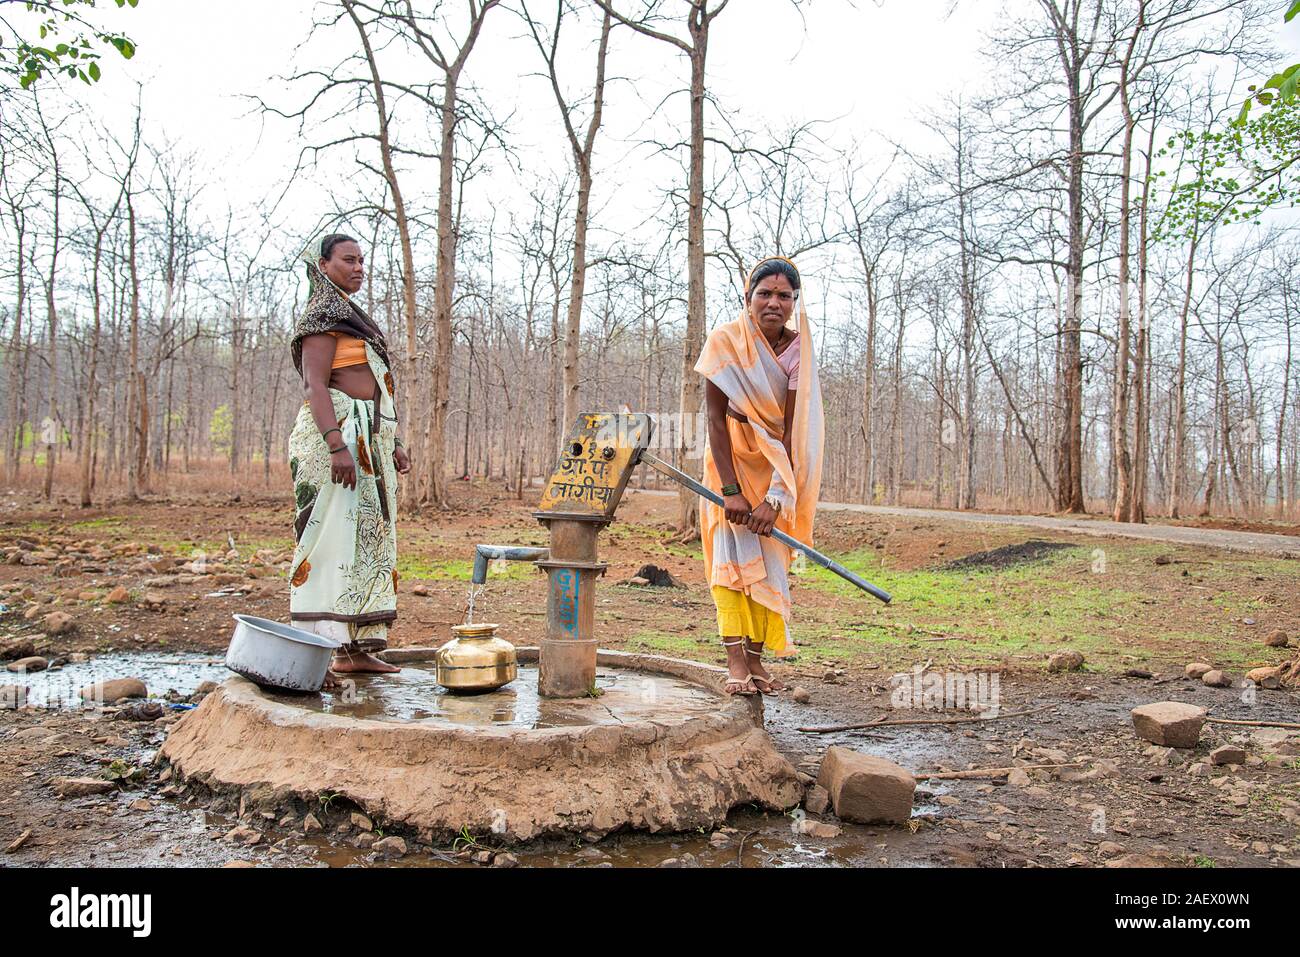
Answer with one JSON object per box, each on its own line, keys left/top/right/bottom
{"left": 635, "top": 450, "right": 892, "bottom": 604}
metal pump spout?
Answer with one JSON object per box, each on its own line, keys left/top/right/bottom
{"left": 471, "top": 544, "right": 550, "bottom": 585}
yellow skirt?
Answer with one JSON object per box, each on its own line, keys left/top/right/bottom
{"left": 712, "top": 585, "right": 786, "bottom": 654}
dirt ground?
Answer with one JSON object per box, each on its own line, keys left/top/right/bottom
{"left": 1, "top": 480, "right": 1298, "bottom": 868}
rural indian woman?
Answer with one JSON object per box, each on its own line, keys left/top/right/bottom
{"left": 696, "top": 256, "right": 825, "bottom": 696}
{"left": 287, "top": 233, "right": 411, "bottom": 687}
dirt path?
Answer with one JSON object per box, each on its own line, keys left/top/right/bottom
{"left": 636, "top": 489, "right": 1300, "bottom": 557}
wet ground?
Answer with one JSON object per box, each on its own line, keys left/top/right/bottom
{"left": 265, "top": 663, "right": 720, "bottom": 729}
{"left": 2, "top": 648, "right": 1298, "bottom": 868}
{"left": 2, "top": 484, "right": 1298, "bottom": 867}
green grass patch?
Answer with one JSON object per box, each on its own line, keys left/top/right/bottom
{"left": 396, "top": 556, "right": 537, "bottom": 582}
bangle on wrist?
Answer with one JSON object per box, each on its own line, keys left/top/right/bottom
{"left": 721, "top": 483, "right": 741, "bottom": 497}
{"left": 329, "top": 445, "right": 347, "bottom": 455}
{"left": 322, "top": 427, "right": 341, "bottom": 442}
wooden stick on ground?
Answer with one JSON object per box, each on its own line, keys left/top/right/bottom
{"left": 1205, "top": 717, "right": 1300, "bottom": 730}
{"left": 797, "top": 703, "right": 1057, "bottom": 734}
{"left": 917, "top": 762, "right": 1082, "bottom": 781}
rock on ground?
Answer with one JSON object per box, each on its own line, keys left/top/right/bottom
{"left": 795, "top": 818, "right": 842, "bottom": 838}
{"left": 1244, "top": 667, "right": 1282, "bottom": 689}
{"left": 1184, "top": 662, "right": 1213, "bottom": 679}
{"left": 1264, "top": 629, "right": 1290, "bottom": 648}
{"left": 1046, "top": 651, "right": 1085, "bottom": 672}
{"left": 1201, "top": 669, "right": 1232, "bottom": 688}
{"left": 816, "top": 746, "right": 915, "bottom": 825}
{"left": 78, "top": 677, "right": 148, "bottom": 705}
{"left": 804, "top": 784, "right": 830, "bottom": 815}
{"left": 53, "top": 777, "right": 116, "bottom": 798}
{"left": 1130, "top": 702, "right": 1207, "bottom": 749}
{"left": 41, "top": 611, "right": 75, "bottom": 636}
{"left": 373, "top": 836, "right": 407, "bottom": 858}
{"left": 1210, "top": 745, "right": 1246, "bottom": 766}
{"left": 6, "top": 656, "right": 47, "bottom": 673}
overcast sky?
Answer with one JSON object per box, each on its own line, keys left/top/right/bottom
{"left": 27, "top": 1, "right": 1300, "bottom": 324}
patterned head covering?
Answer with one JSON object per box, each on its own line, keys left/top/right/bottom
{"left": 290, "top": 235, "right": 391, "bottom": 376}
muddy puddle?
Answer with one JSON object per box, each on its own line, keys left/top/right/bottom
{"left": 6, "top": 652, "right": 229, "bottom": 708}
{"left": 264, "top": 663, "right": 721, "bottom": 730}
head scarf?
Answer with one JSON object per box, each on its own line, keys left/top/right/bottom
{"left": 694, "top": 256, "right": 825, "bottom": 636}
{"left": 290, "top": 236, "right": 391, "bottom": 377}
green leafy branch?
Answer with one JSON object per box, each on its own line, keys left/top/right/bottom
{"left": 1237, "top": 1, "right": 1300, "bottom": 123}
{"left": 0, "top": 0, "right": 138, "bottom": 89}
{"left": 1153, "top": 98, "right": 1300, "bottom": 242}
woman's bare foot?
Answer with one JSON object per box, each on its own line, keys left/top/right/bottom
{"left": 321, "top": 670, "right": 343, "bottom": 691}
{"left": 331, "top": 651, "right": 401, "bottom": 674}
{"left": 744, "top": 641, "right": 785, "bottom": 694}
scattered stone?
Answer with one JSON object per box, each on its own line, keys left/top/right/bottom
{"left": 804, "top": 784, "right": 830, "bottom": 815}
{"left": 139, "top": 592, "right": 167, "bottom": 610}
{"left": 1210, "top": 745, "right": 1247, "bottom": 766}
{"left": 1154, "top": 554, "right": 1172, "bottom": 565}
{"left": 129, "top": 799, "right": 152, "bottom": 812}
{"left": 224, "top": 825, "right": 263, "bottom": 846}
{"left": 41, "top": 611, "right": 75, "bottom": 636}
{"left": 816, "top": 746, "right": 915, "bottom": 825}
{"left": 0, "top": 638, "right": 36, "bottom": 661}
{"left": 795, "top": 818, "right": 842, "bottom": 839}
{"left": 1006, "top": 768, "right": 1032, "bottom": 787}
{"left": 708, "top": 831, "right": 731, "bottom": 849}
{"left": 1130, "top": 702, "right": 1207, "bottom": 749}
{"left": 1184, "top": 662, "right": 1212, "bottom": 679}
{"left": 1264, "top": 629, "right": 1290, "bottom": 648}
{"left": 353, "top": 832, "right": 376, "bottom": 849}
{"left": 372, "top": 835, "right": 407, "bottom": 858}
{"left": 1105, "top": 853, "right": 1165, "bottom": 868}
{"left": 1201, "top": 670, "right": 1231, "bottom": 688}
{"left": 53, "top": 777, "right": 116, "bottom": 798}
{"left": 105, "top": 585, "right": 130, "bottom": 604}
{"left": 22, "top": 606, "right": 41, "bottom": 621}
{"left": 5, "top": 829, "right": 32, "bottom": 853}
{"left": 411, "top": 584, "right": 431, "bottom": 597}
{"left": 792, "top": 686, "right": 811, "bottom": 704}
{"left": 493, "top": 851, "right": 519, "bottom": 868}
{"left": 6, "top": 656, "right": 47, "bottom": 673}
{"left": 1244, "top": 667, "right": 1282, "bottom": 689}
{"left": 626, "top": 576, "right": 650, "bottom": 586}
{"left": 1047, "top": 651, "right": 1085, "bottom": 672}
{"left": 1143, "top": 745, "right": 1175, "bottom": 766}
{"left": 937, "top": 794, "right": 962, "bottom": 807}
{"left": 302, "top": 813, "right": 323, "bottom": 834}
{"left": 78, "top": 677, "right": 148, "bottom": 705}
{"left": 350, "top": 811, "right": 374, "bottom": 832}
{"left": 223, "top": 860, "right": 257, "bottom": 868}
{"left": 1097, "top": 841, "right": 1125, "bottom": 857}
{"left": 77, "top": 590, "right": 99, "bottom": 602}
{"left": 470, "top": 849, "right": 494, "bottom": 865}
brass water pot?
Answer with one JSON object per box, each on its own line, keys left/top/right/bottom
{"left": 434, "top": 623, "right": 518, "bottom": 693}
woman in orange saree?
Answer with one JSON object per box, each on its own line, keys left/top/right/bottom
{"left": 695, "top": 257, "right": 824, "bottom": 696}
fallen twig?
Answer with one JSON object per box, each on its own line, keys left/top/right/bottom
{"left": 1205, "top": 717, "right": 1300, "bottom": 730}
{"left": 5, "top": 829, "right": 32, "bottom": 853}
{"left": 918, "top": 762, "right": 1082, "bottom": 781}
{"left": 797, "top": 703, "right": 1057, "bottom": 734}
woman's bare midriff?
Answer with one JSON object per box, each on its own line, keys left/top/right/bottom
{"left": 330, "top": 364, "right": 379, "bottom": 400}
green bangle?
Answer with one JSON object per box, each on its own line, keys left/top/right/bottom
{"left": 721, "top": 483, "right": 741, "bottom": 496}
{"left": 322, "top": 427, "right": 341, "bottom": 442}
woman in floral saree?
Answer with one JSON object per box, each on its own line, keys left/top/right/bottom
{"left": 288, "top": 233, "right": 410, "bottom": 686}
